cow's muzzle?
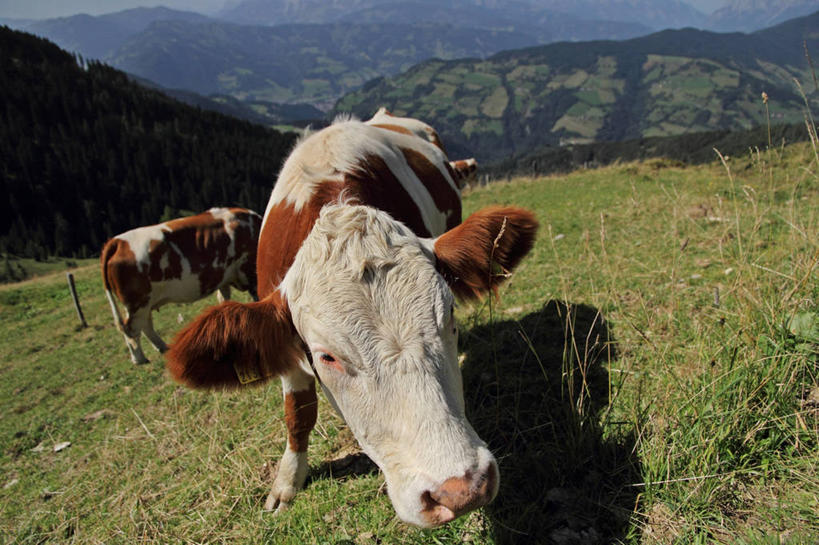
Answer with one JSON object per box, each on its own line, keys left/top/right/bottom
{"left": 418, "top": 459, "right": 499, "bottom": 526}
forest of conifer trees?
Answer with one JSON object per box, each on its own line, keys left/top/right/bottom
{"left": 1, "top": 26, "right": 297, "bottom": 259}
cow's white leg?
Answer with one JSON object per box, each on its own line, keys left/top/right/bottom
{"left": 122, "top": 309, "right": 149, "bottom": 364}
{"left": 216, "top": 286, "right": 231, "bottom": 303}
{"left": 142, "top": 312, "right": 168, "bottom": 354}
{"left": 265, "top": 364, "right": 317, "bottom": 512}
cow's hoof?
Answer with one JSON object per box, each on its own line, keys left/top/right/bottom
{"left": 132, "top": 358, "right": 150, "bottom": 365}
{"left": 263, "top": 489, "right": 295, "bottom": 513}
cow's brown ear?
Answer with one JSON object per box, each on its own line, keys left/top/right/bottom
{"left": 166, "top": 291, "right": 302, "bottom": 389}
{"left": 433, "top": 206, "right": 539, "bottom": 300}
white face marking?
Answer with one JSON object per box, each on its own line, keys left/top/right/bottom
{"left": 281, "top": 204, "right": 494, "bottom": 526}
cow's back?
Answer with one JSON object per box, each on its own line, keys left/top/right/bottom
{"left": 103, "top": 208, "right": 260, "bottom": 310}
{"left": 257, "top": 120, "right": 462, "bottom": 298}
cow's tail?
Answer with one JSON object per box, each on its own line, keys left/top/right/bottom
{"left": 100, "top": 239, "right": 125, "bottom": 333}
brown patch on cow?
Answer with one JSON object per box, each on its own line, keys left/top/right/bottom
{"left": 447, "top": 158, "right": 478, "bottom": 189}
{"left": 371, "top": 123, "right": 414, "bottom": 137}
{"left": 284, "top": 382, "right": 318, "bottom": 452}
{"left": 199, "top": 267, "right": 226, "bottom": 296}
{"left": 434, "top": 206, "right": 539, "bottom": 300}
{"left": 166, "top": 212, "right": 233, "bottom": 294}
{"left": 345, "top": 154, "right": 433, "bottom": 237}
{"left": 147, "top": 238, "right": 184, "bottom": 282}
{"left": 231, "top": 209, "right": 261, "bottom": 295}
{"left": 101, "top": 238, "right": 151, "bottom": 312}
{"left": 257, "top": 153, "right": 446, "bottom": 300}
{"left": 166, "top": 291, "right": 302, "bottom": 389}
{"left": 257, "top": 182, "right": 347, "bottom": 298}
{"left": 401, "top": 147, "right": 462, "bottom": 230}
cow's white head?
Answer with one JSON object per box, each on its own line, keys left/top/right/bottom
{"left": 284, "top": 204, "right": 497, "bottom": 526}
{"left": 167, "top": 203, "right": 538, "bottom": 527}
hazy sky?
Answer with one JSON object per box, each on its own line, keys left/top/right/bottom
{"left": 0, "top": 1, "right": 226, "bottom": 19}
{"left": 0, "top": 0, "right": 730, "bottom": 20}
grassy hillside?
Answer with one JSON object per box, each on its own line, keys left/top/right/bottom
{"left": 485, "top": 122, "right": 812, "bottom": 179}
{"left": 1, "top": 141, "right": 817, "bottom": 543}
{"left": 336, "top": 12, "right": 819, "bottom": 161}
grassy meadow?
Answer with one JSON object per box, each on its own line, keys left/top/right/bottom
{"left": 1, "top": 140, "right": 817, "bottom": 544}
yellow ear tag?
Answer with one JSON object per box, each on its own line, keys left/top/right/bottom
{"left": 234, "top": 361, "right": 263, "bottom": 385}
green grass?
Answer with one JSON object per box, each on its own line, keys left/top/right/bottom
{"left": 1, "top": 142, "right": 817, "bottom": 544}
{"left": 0, "top": 256, "right": 97, "bottom": 285}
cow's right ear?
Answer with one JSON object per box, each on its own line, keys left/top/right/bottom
{"left": 166, "top": 291, "right": 303, "bottom": 389}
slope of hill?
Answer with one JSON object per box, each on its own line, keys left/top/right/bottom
{"left": 130, "top": 75, "right": 325, "bottom": 126}
{"left": 485, "top": 122, "right": 812, "bottom": 178}
{"left": 335, "top": 11, "right": 819, "bottom": 161}
{"left": 0, "top": 27, "right": 295, "bottom": 259}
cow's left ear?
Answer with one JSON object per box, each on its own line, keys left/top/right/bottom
{"left": 166, "top": 290, "right": 303, "bottom": 389}
{"left": 433, "top": 206, "right": 539, "bottom": 300}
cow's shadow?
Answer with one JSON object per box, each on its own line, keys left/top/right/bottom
{"left": 459, "top": 300, "right": 640, "bottom": 544}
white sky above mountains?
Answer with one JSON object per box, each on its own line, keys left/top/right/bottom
{"left": 1, "top": 0, "right": 729, "bottom": 20}
{"left": 0, "top": 1, "right": 225, "bottom": 19}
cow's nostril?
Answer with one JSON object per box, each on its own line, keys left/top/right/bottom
{"left": 420, "top": 490, "right": 457, "bottom": 525}
{"left": 420, "top": 463, "right": 498, "bottom": 526}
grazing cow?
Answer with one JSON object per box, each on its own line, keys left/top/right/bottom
{"left": 167, "top": 111, "right": 538, "bottom": 527}
{"left": 101, "top": 207, "right": 261, "bottom": 364}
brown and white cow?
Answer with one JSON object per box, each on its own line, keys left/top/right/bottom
{"left": 101, "top": 207, "right": 261, "bottom": 364}
{"left": 166, "top": 111, "right": 538, "bottom": 527}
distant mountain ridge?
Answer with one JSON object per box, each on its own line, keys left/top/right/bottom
{"left": 21, "top": 7, "right": 212, "bottom": 60}
{"left": 335, "top": 2, "right": 651, "bottom": 41}
{"left": 530, "top": 0, "right": 708, "bottom": 29}
{"left": 107, "top": 19, "right": 539, "bottom": 108}
{"left": 15, "top": 3, "right": 655, "bottom": 110}
{"left": 335, "top": 10, "right": 819, "bottom": 161}
{"left": 709, "top": 0, "right": 819, "bottom": 32}
{"left": 219, "top": 0, "right": 706, "bottom": 30}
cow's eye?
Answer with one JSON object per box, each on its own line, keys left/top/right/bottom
{"left": 315, "top": 351, "right": 345, "bottom": 374}
{"left": 320, "top": 353, "right": 336, "bottom": 364}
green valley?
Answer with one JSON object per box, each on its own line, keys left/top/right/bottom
{"left": 336, "top": 12, "right": 819, "bottom": 161}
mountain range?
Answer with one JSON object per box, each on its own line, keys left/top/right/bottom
{"left": 218, "top": 0, "right": 819, "bottom": 32}
{"left": 336, "top": 11, "right": 819, "bottom": 161}
{"left": 8, "top": 5, "right": 650, "bottom": 109}
{"left": 5, "top": 1, "right": 819, "bottom": 164}
{"left": 10, "top": 1, "right": 819, "bottom": 114}
{"left": 710, "top": 0, "right": 819, "bottom": 31}
{"left": 21, "top": 7, "right": 212, "bottom": 61}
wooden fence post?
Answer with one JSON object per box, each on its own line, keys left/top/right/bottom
{"left": 67, "top": 272, "right": 88, "bottom": 328}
